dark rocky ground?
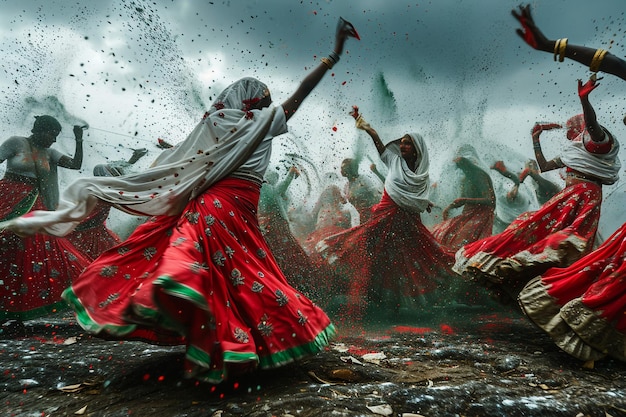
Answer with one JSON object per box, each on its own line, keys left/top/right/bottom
{"left": 2, "top": 305, "right": 626, "bottom": 417}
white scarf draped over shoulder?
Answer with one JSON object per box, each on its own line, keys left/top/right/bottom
{"left": 1, "top": 77, "right": 277, "bottom": 237}
{"left": 560, "top": 129, "right": 621, "bottom": 185}
{"left": 381, "top": 133, "right": 431, "bottom": 213}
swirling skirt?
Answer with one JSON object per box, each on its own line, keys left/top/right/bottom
{"left": 317, "top": 191, "right": 455, "bottom": 319}
{"left": 62, "top": 177, "right": 335, "bottom": 383}
{"left": 432, "top": 203, "right": 495, "bottom": 252}
{"left": 518, "top": 223, "right": 626, "bottom": 362}
{"left": 453, "top": 181, "right": 601, "bottom": 299}
{"left": 0, "top": 176, "right": 89, "bottom": 320}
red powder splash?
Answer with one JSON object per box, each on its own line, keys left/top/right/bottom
{"left": 439, "top": 324, "right": 455, "bottom": 335}
{"left": 391, "top": 325, "right": 433, "bottom": 335}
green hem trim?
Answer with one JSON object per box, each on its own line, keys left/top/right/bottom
{"left": 259, "top": 323, "right": 337, "bottom": 369}
{"left": 132, "top": 303, "right": 183, "bottom": 333}
{"left": 153, "top": 275, "right": 209, "bottom": 309}
{"left": 62, "top": 287, "right": 137, "bottom": 336}
{"left": 0, "top": 188, "right": 38, "bottom": 222}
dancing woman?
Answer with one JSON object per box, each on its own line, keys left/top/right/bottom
{"left": 454, "top": 78, "right": 620, "bottom": 302}
{"left": 317, "top": 107, "right": 454, "bottom": 320}
{"left": 0, "top": 116, "right": 88, "bottom": 328}
{"left": 1, "top": 18, "right": 359, "bottom": 382}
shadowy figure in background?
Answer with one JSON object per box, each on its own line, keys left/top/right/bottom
{"left": 518, "top": 158, "right": 562, "bottom": 206}
{"left": 0, "top": 116, "right": 89, "bottom": 335}
{"left": 512, "top": 4, "right": 626, "bottom": 81}
{"left": 454, "top": 78, "right": 621, "bottom": 304}
{"left": 340, "top": 157, "right": 381, "bottom": 224}
{"left": 258, "top": 166, "right": 321, "bottom": 298}
{"left": 67, "top": 148, "right": 149, "bottom": 260}
{"left": 490, "top": 160, "right": 535, "bottom": 235}
{"left": 317, "top": 106, "right": 455, "bottom": 322}
{"left": 302, "top": 172, "right": 353, "bottom": 257}
{"left": 0, "top": 18, "right": 359, "bottom": 382}
{"left": 432, "top": 144, "right": 496, "bottom": 252}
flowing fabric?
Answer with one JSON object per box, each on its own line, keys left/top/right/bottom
{"left": 258, "top": 203, "right": 322, "bottom": 299}
{"left": 382, "top": 133, "right": 431, "bottom": 213}
{"left": 0, "top": 79, "right": 279, "bottom": 237}
{"left": 0, "top": 175, "right": 89, "bottom": 320}
{"left": 63, "top": 178, "right": 334, "bottom": 382}
{"left": 317, "top": 133, "right": 453, "bottom": 320}
{"left": 518, "top": 223, "right": 626, "bottom": 362}
{"left": 431, "top": 144, "right": 495, "bottom": 252}
{"left": 453, "top": 181, "right": 602, "bottom": 299}
{"left": 432, "top": 203, "right": 495, "bottom": 252}
{"left": 66, "top": 201, "right": 122, "bottom": 261}
{"left": 55, "top": 77, "right": 335, "bottom": 382}
{"left": 317, "top": 191, "right": 454, "bottom": 319}
{"left": 560, "top": 131, "right": 621, "bottom": 185}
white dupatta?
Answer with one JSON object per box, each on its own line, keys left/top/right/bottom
{"left": 1, "top": 77, "right": 277, "bottom": 237}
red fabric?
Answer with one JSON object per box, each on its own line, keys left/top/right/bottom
{"left": 432, "top": 203, "right": 495, "bottom": 252}
{"left": 0, "top": 177, "right": 90, "bottom": 320}
{"left": 319, "top": 190, "right": 455, "bottom": 319}
{"left": 66, "top": 201, "right": 122, "bottom": 261}
{"left": 542, "top": 223, "right": 626, "bottom": 331}
{"left": 456, "top": 181, "right": 601, "bottom": 289}
{"left": 258, "top": 211, "right": 323, "bottom": 299}
{"left": 63, "top": 177, "right": 334, "bottom": 383}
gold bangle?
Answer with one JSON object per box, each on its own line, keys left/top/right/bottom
{"left": 558, "top": 38, "right": 567, "bottom": 62}
{"left": 320, "top": 57, "right": 333, "bottom": 69}
{"left": 553, "top": 39, "right": 562, "bottom": 62}
{"left": 590, "top": 48, "right": 608, "bottom": 73}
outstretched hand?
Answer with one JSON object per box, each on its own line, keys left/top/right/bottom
{"left": 511, "top": 4, "right": 549, "bottom": 51}
{"left": 350, "top": 105, "right": 360, "bottom": 120}
{"left": 578, "top": 76, "right": 601, "bottom": 99}
{"left": 334, "top": 17, "right": 360, "bottom": 55}
{"left": 73, "top": 125, "right": 84, "bottom": 141}
{"left": 532, "top": 122, "right": 562, "bottom": 136}
{"left": 338, "top": 17, "right": 360, "bottom": 40}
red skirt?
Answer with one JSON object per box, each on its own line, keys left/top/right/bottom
{"left": 62, "top": 177, "right": 335, "bottom": 383}
{"left": 66, "top": 202, "right": 122, "bottom": 261}
{"left": 317, "top": 190, "right": 455, "bottom": 318}
{"left": 258, "top": 213, "right": 323, "bottom": 299}
{"left": 518, "top": 223, "right": 626, "bottom": 362}
{"left": 432, "top": 203, "right": 495, "bottom": 252}
{"left": 453, "top": 181, "right": 601, "bottom": 297}
{"left": 0, "top": 176, "right": 89, "bottom": 320}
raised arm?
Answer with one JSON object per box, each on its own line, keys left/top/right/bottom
{"left": 57, "top": 125, "right": 84, "bottom": 170}
{"left": 281, "top": 18, "right": 359, "bottom": 121}
{"left": 531, "top": 122, "right": 563, "bottom": 172}
{"left": 577, "top": 77, "right": 604, "bottom": 143}
{"left": 350, "top": 106, "right": 386, "bottom": 155}
{"left": 512, "top": 4, "right": 626, "bottom": 81}
{"left": 276, "top": 166, "right": 299, "bottom": 197}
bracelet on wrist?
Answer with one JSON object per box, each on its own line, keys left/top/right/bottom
{"left": 320, "top": 57, "right": 333, "bottom": 69}
{"left": 590, "top": 48, "right": 608, "bottom": 73}
{"left": 553, "top": 38, "right": 567, "bottom": 62}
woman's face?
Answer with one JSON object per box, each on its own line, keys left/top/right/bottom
{"left": 32, "top": 128, "right": 60, "bottom": 148}
{"left": 399, "top": 135, "right": 418, "bottom": 160}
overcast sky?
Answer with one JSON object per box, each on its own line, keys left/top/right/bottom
{"left": 1, "top": 0, "right": 625, "bottom": 233}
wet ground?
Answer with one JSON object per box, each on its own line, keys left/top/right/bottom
{"left": 2, "top": 305, "right": 626, "bottom": 417}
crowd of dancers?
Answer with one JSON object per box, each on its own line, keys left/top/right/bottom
{"left": 0, "top": 5, "right": 624, "bottom": 383}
